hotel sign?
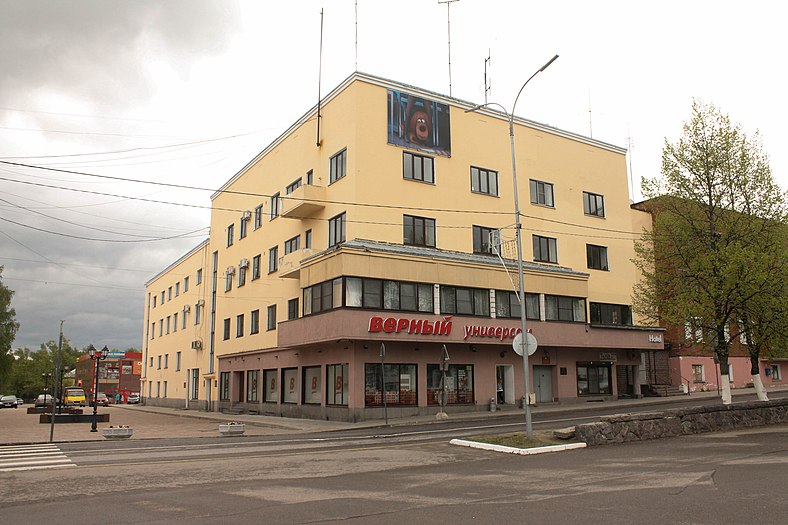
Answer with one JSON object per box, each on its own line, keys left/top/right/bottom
{"left": 368, "top": 316, "right": 523, "bottom": 342}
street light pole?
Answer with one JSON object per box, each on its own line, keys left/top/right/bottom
{"left": 465, "top": 54, "right": 558, "bottom": 439}
{"left": 88, "top": 344, "right": 108, "bottom": 433}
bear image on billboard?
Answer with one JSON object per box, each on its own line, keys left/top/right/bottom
{"left": 387, "top": 89, "right": 451, "bottom": 157}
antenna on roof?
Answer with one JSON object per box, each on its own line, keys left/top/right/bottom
{"left": 438, "top": 0, "right": 460, "bottom": 96}
{"left": 355, "top": 0, "right": 358, "bottom": 71}
{"left": 484, "top": 50, "right": 491, "bottom": 104}
{"left": 587, "top": 87, "right": 593, "bottom": 138}
{"left": 316, "top": 8, "right": 324, "bottom": 147}
{"left": 627, "top": 132, "right": 635, "bottom": 201}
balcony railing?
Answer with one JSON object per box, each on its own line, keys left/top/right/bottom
{"left": 278, "top": 248, "right": 315, "bottom": 278}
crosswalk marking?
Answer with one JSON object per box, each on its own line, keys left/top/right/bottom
{"left": 0, "top": 444, "right": 76, "bottom": 472}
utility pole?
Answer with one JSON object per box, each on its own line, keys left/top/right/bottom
{"left": 49, "top": 320, "right": 63, "bottom": 443}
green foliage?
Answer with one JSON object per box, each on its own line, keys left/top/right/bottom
{"left": 0, "top": 266, "right": 20, "bottom": 391}
{"left": 634, "top": 100, "right": 788, "bottom": 371}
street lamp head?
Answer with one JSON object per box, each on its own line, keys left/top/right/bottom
{"left": 87, "top": 344, "right": 96, "bottom": 358}
{"left": 539, "top": 54, "right": 559, "bottom": 72}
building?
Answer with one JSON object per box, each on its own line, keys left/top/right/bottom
{"left": 142, "top": 72, "right": 665, "bottom": 420}
{"left": 75, "top": 350, "right": 142, "bottom": 403}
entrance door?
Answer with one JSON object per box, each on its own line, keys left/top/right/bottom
{"left": 495, "top": 365, "right": 514, "bottom": 404}
{"left": 533, "top": 366, "right": 553, "bottom": 403}
{"left": 616, "top": 365, "right": 636, "bottom": 398}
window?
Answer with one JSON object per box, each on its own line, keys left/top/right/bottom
{"left": 427, "top": 364, "right": 474, "bottom": 405}
{"left": 223, "top": 318, "right": 231, "bottom": 340}
{"left": 471, "top": 166, "right": 498, "bottom": 196}
{"left": 270, "top": 192, "right": 280, "bottom": 220}
{"left": 156, "top": 382, "right": 160, "bottom": 398}
{"left": 771, "top": 365, "right": 781, "bottom": 381}
{"left": 473, "top": 225, "right": 497, "bottom": 254}
{"left": 172, "top": 313, "right": 178, "bottom": 332}
{"left": 685, "top": 317, "right": 703, "bottom": 341}
{"left": 168, "top": 287, "right": 172, "bottom": 301}
{"left": 250, "top": 309, "right": 260, "bottom": 334}
{"left": 163, "top": 381, "right": 167, "bottom": 398}
{"left": 166, "top": 316, "right": 171, "bottom": 334}
{"left": 304, "top": 229, "right": 312, "bottom": 249}
{"left": 577, "top": 364, "right": 611, "bottom": 395}
{"left": 175, "top": 282, "right": 180, "bottom": 297}
{"left": 246, "top": 370, "right": 259, "bottom": 402}
{"left": 227, "top": 223, "right": 234, "bottom": 247}
{"left": 239, "top": 217, "right": 248, "bottom": 239}
{"left": 302, "top": 366, "right": 321, "bottom": 404}
{"left": 590, "top": 303, "right": 632, "bottom": 326}
{"left": 236, "top": 314, "right": 244, "bottom": 337}
{"left": 495, "top": 290, "right": 540, "bottom": 320}
{"left": 284, "top": 235, "right": 300, "bottom": 255}
{"left": 440, "top": 286, "right": 490, "bottom": 316}
{"left": 530, "top": 179, "right": 554, "bottom": 207}
{"left": 254, "top": 204, "right": 263, "bottom": 229}
{"left": 583, "top": 191, "right": 605, "bottom": 217}
{"left": 190, "top": 369, "right": 199, "bottom": 400}
{"left": 302, "top": 278, "right": 343, "bottom": 316}
{"left": 267, "top": 304, "right": 277, "bottom": 331}
{"left": 329, "top": 212, "right": 346, "bottom": 247}
{"left": 238, "top": 265, "right": 247, "bottom": 287}
{"left": 157, "top": 356, "right": 161, "bottom": 369}
{"left": 345, "top": 277, "right": 433, "bottom": 313}
{"left": 164, "top": 354, "right": 169, "bottom": 369}
{"left": 183, "top": 276, "right": 189, "bottom": 292}
{"left": 161, "top": 291, "right": 165, "bottom": 304}
{"left": 533, "top": 235, "right": 558, "bottom": 263}
{"left": 225, "top": 269, "right": 233, "bottom": 292}
{"left": 195, "top": 301, "right": 202, "bottom": 325}
{"left": 306, "top": 169, "right": 313, "bottom": 185}
{"left": 586, "top": 244, "right": 609, "bottom": 271}
{"left": 150, "top": 322, "right": 155, "bottom": 339}
{"left": 403, "top": 215, "right": 436, "bottom": 247}
{"left": 288, "top": 298, "right": 299, "bottom": 320}
{"left": 329, "top": 148, "right": 347, "bottom": 184}
{"left": 252, "top": 254, "right": 261, "bottom": 280}
{"left": 158, "top": 319, "right": 163, "bottom": 337}
{"left": 175, "top": 352, "right": 181, "bottom": 372}
{"left": 692, "top": 364, "right": 705, "bottom": 383}
{"left": 327, "top": 364, "right": 349, "bottom": 405}
{"left": 152, "top": 295, "right": 157, "bottom": 308}
{"left": 196, "top": 268, "right": 203, "bottom": 285}
{"left": 403, "top": 151, "right": 434, "bottom": 183}
{"left": 149, "top": 356, "right": 154, "bottom": 368}
{"left": 264, "top": 369, "right": 278, "bottom": 402}
{"left": 545, "top": 295, "right": 586, "bottom": 322}
{"left": 364, "top": 363, "right": 417, "bottom": 406}
{"left": 286, "top": 178, "right": 302, "bottom": 194}
{"left": 727, "top": 365, "right": 734, "bottom": 382}
{"left": 219, "top": 372, "right": 230, "bottom": 400}
{"left": 268, "top": 246, "right": 278, "bottom": 273}
{"left": 182, "top": 309, "right": 188, "bottom": 329}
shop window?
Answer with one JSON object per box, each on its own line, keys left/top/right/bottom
{"left": 545, "top": 295, "right": 586, "bottom": 322}
{"left": 219, "top": 372, "right": 230, "bottom": 400}
{"left": 364, "top": 363, "right": 417, "bottom": 406}
{"left": 190, "top": 369, "right": 199, "bottom": 400}
{"left": 576, "top": 364, "right": 611, "bottom": 395}
{"left": 302, "top": 366, "right": 321, "bottom": 404}
{"left": 263, "top": 369, "right": 278, "bottom": 402}
{"left": 427, "top": 364, "right": 474, "bottom": 405}
{"left": 246, "top": 370, "right": 259, "bottom": 402}
{"left": 440, "top": 286, "right": 489, "bottom": 316}
{"left": 282, "top": 368, "right": 298, "bottom": 403}
{"left": 327, "top": 364, "right": 349, "bottom": 406}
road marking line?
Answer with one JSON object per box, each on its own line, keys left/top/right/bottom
{"left": 0, "top": 464, "right": 76, "bottom": 473}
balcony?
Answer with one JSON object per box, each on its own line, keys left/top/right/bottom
{"left": 278, "top": 248, "right": 315, "bottom": 279}
{"left": 281, "top": 184, "right": 325, "bottom": 219}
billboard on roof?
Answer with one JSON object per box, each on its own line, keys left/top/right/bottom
{"left": 387, "top": 89, "right": 451, "bottom": 156}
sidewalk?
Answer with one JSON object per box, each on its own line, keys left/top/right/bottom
{"left": 1, "top": 386, "right": 785, "bottom": 445}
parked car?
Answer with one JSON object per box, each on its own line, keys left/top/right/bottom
{"left": 62, "top": 387, "right": 87, "bottom": 407}
{"left": 0, "top": 395, "right": 18, "bottom": 408}
{"left": 16, "top": 397, "right": 24, "bottom": 406}
{"left": 126, "top": 393, "right": 140, "bottom": 404}
{"left": 90, "top": 393, "right": 109, "bottom": 407}
{"left": 35, "top": 394, "right": 54, "bottom": 408}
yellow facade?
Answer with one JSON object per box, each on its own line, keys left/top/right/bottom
{"left": 142, "top": 73, "right": 658, "bottom": 415}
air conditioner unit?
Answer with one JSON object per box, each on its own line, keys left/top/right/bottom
{"left": 191, "top": 340, "right": 202, "bottom": 350}
{"left": 241, "top": 210, "right": 251, "bottom": 221}
{"left": 183, "top": 304, "right": 191, "bottom": 313}
{"left": 226, "top": 266, "right": 235, "bottom": 275}
{"left": 239, "top": 258, "right": 249, "bottom": 268}
{"left": 197, "top": 299, "right": 205, "bottom": 306}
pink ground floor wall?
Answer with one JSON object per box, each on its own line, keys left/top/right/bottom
{"left": 670, "top": 356, "right": 787, "bottom": 393}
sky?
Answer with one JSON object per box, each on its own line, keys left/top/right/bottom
{"left": 1, "top": 0, "right": 785, "bottom": 352}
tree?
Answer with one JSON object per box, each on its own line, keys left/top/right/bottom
{"left": 634, "top": 100, "right": 787, "bottom": 404}
{"left": 0, "top": 266, "right": 20, "bottom": 391}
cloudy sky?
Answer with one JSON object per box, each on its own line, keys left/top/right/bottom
{"left": 1, "top": 1, "right": 785, "bottom": 352}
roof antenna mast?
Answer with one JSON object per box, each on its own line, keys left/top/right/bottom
{"left": 484, "top": 49, "right": 491, "bottom": 104}
{"left": 438, "top": 0, "right": 460, "bottom": 96}
{"left": 316, "top": 8, "right": 324, "bottom": 147}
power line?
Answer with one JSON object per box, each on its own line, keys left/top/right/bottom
{"left": 1, "top": 276, "right": 139, "bottom": 292}
{"left": 0, "top": 256, "right": 158, "bottom": 274}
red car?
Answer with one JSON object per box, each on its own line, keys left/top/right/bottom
{"left": 90, "top": 393, "right": 110, "bottom": 407}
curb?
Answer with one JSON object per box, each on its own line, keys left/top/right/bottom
{"left": 449, "top": 438, "right": 587, "bottom": 455}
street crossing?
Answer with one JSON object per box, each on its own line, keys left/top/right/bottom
{"left": 0, "top": 444, "right": 75, "bottom": 472}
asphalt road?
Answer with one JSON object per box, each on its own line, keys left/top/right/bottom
{"left": 0, "top": 423, "right": 785, "bottom": 524}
